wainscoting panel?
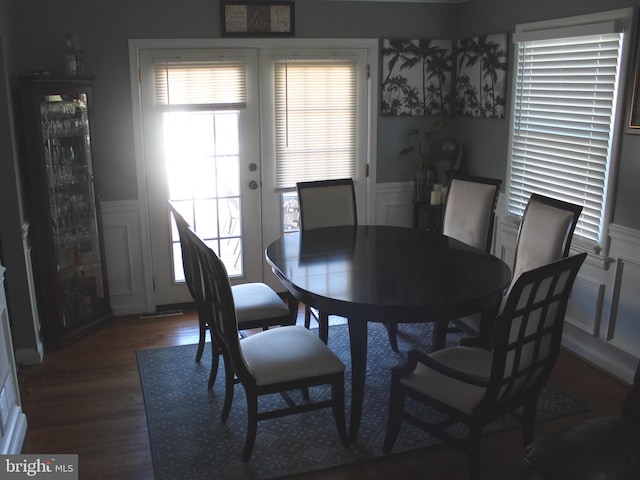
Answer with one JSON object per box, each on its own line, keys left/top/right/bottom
{"left": 374, "top": 181, "right": 414, "bottom": 227}
{"left": 102, "top": 224, "right": 133, "bottom": 296}
{"left": 101, "top": 200, "right": 149, "bottom": 316}
{"left": 565, "top": 276, "right": 603, "bottom": 336}
{"left": 607, "top": 255, "right": 640, "bottom": 358}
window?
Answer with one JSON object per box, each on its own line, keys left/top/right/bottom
{"left": 263, "top": 52, "right": 367, "bottom": 236}
{"left": 273, "top": 58, "right": 358, "bottom": 189}
{"left": 507, "top": 9, "right": 634, "bottom": 252}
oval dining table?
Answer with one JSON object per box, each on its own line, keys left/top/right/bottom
{"left": 265, "top": 225, "right": 512, "bottom": 441}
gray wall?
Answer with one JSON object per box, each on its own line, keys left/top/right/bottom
{"left": 2, "top": 0, "right": 640, "bottom": 350}
{"left": 0, "top": 0, "right": 39, "bottom": 351}
{"left": 8, "top": 1, "right": 638, "bottom": 226}
{"left": 8, "top": 0, "right": 457, "bottom": 202}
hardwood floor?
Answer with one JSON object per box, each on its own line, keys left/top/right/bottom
{"left": 18, "top": 307, "right": 629, "bottom": 480}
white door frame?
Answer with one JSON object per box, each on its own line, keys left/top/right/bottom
{"left": 129, "top": 38, "right": 378, "bottom": 312}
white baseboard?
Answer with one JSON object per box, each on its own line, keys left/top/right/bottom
{"left": 562, "top": 323, "right": 638, "bottom": 384}
{"left": 14, "top": 346, "right": 44, "bottom": 366}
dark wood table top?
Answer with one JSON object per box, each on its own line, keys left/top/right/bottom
{"left": 266, "top": 225, "right": 512, "bottom": 324}
{"left": 266, "top": 225, "right": 512, "bottom": 441}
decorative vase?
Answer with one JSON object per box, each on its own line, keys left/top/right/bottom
{"left": 415, "top": 168, "right": 435, "bottom": 202}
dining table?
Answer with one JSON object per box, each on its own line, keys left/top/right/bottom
{"left": 265, "top": 225, "right": 512, "bottom": 441}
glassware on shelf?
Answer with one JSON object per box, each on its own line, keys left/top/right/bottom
{"left": 21, "top": 75, "right": 112, "bottom": 347}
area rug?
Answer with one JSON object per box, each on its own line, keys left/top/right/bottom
{"left": 137, "top": 322, "right": 586, "bottom": 480}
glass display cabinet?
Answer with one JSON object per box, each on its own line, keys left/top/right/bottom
{"left": 20, "top": 75, "right": 112, "bottom": 348}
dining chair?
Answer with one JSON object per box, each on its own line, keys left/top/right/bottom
{"left": 383, "top": 252, "right": 587, "bottom": 480}
{"left": 441, "top": 172, "right": 502, "bottom": 252}
{"left": 297, "top": 178, "right": 357, "bottom": 231}
{"left": 455, "top": 193, "right": 583, "bottom": 341}
{"left": 168, "top": 202, "right": 296, "bottom": 387}
{"left": 191, "top": 223, "right": 348, "bottom": 461}
{"left": 296, "top": 178, "right": 357, "bottom": 343}
{"left": 389, "top": 172, "right": 502, "bottom": 350}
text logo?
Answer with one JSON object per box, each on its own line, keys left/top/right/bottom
{"left": 0, "top": 455, "right": 77, "bottom": 479}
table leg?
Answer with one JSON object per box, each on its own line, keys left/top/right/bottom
{"left": 286, "top": 292, "right": 299, "bottom": 326}
{"left": 432, "top": 319, "right": 447, "bottom": 351}
{"left": 347, "top": 318, "right": 367, "bottom": 441}
{"left": 318, "top": 311, "right": 329, "bottom": 344}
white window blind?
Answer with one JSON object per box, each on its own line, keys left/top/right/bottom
{"left": 508, "top": 31, "right": 623, "bottom": 248}
{"left": 154, "top": 59, "right": 246, "bottom": 110}
{"left": 274, "top": 59, "right": 357, "bottom": 189}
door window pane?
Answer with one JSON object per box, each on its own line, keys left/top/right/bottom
{"left": 165, "top": 110, "right": 243, "bottom": 280}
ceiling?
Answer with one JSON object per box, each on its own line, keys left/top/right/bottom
{"left": 321, "top": 0, "right": 467, "bottom": 3}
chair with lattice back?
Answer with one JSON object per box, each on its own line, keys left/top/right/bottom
{"left": 383, "top": 252, "right": 587, "bottom": 480}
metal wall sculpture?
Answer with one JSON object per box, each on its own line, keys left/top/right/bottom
{"left": 382, "top": 39, "right": 453, "bottom": 117}
{"left": 455, "top": 33, "right": 508, "bottom": 118}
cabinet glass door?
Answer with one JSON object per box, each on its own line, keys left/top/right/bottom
{"left": 40, "top": 92, "right": 106, "bottom": 327}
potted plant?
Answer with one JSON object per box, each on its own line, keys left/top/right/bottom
{"left": 400, "top": 115, "right": 447, "bottom": 202}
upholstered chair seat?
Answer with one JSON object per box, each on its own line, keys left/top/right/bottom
{"left": 240, "top": 325, "right": 345, "bottom": 386}
{"left": 233, "top": 283, "right": 291, "bottom": 328}
{"left": 400, "top": 346, "right": 493, "bottom": 414}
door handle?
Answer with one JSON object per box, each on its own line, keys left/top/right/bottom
{"left": 248, "top": 180, "right": 259, "bottom": 190}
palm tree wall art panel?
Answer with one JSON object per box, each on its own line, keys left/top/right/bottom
{"left": 456, "top": 33, "right": 508, "bottom": 118}
{"left": 382, "top": 39, "right": 452, "bottom": 117}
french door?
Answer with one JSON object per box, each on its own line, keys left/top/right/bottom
{"left": 133, "top": 40, "right": 376, "bottom": 307}
{"left": 140, "top": 49, "right": 263, "bottom": 305}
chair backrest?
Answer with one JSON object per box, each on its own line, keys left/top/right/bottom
{"left": 511, "top": 194, "right": 582, "bottom": 285}
{"left": 297, "top": 178, "right": 357, "bottom": 231}
{"left": 187, "top": 224, "right": 255, "bottom": 385}
{"left": 168, "top": 202, "right": 205, "bottom": 306}
{"left": 480, "top": 252, "right": 587, "bottom": 414}
{"left": 442, "top": 172, "right": 502, "bottom": 252}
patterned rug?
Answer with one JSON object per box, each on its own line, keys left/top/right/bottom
{"left": 137, "top": 322, "right": 586, "bottom": 480}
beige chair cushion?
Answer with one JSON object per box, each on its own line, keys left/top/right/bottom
{"left": 300, "top": 184, "right": 356, "bottom": 229}
{"left": 240, "top": 326, "right": 345, "bottom": 386}
{"left": 512, "top": 201, "right": 574, "bottom": 283}
{"left": 232, "top": 283, "right": 290, "bottom": 325}
{"left": 443, "top": 179, "right": 497, "bottom": 250}
{"left": 400, "top": 346, "right": 493, "bottom": 415}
